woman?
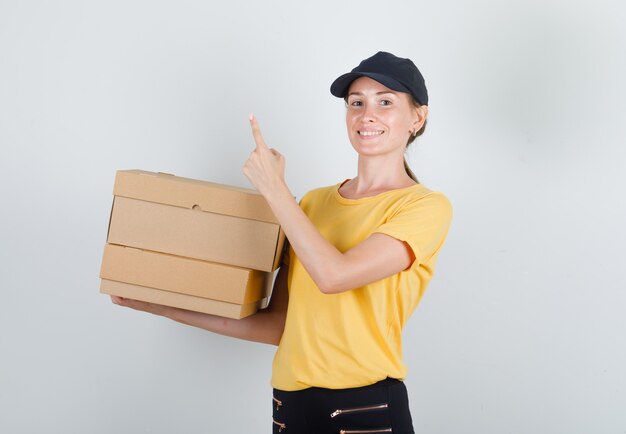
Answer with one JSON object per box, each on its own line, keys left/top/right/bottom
{"left": 113, "top": 51, "right": 452, "bottom": 433}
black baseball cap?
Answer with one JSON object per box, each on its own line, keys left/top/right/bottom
{"left": 330, "top": 51, "right": 428, "bottom": 105}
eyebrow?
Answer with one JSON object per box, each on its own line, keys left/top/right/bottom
{"left": 347, "top": 90, "right": 397, "bottom": 97}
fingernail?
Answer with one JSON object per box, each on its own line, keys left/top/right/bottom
{"left": 249, "top": 113, "right": 254, "bottom": 121}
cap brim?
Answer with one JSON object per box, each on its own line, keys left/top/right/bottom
{"left": 330, "top": 72, "right": 412, "bottom": 98}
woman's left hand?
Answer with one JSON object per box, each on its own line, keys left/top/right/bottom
{"left": 243, "top": 114, "right": 286, "bottom": 197}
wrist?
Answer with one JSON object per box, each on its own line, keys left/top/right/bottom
{"left": 263, "top": 181, "right": 293, "bottom": 207}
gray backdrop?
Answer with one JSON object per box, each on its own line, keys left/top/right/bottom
{"left": 1, "top": 0, "right": 624, "bottom": 433}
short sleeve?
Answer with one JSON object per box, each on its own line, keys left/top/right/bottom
{"left": 374, "top": 192, "right": 453, "bottom": 266}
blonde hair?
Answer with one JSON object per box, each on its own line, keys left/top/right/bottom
{"left": 404, "top": 100, "right": 427, "bottom": 182}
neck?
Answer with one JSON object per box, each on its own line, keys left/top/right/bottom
{"left": 350, "top": 154, "right": 416, "bottom": 194}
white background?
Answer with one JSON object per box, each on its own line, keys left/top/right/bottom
{"left": 1, "top": 1, "right": 625, "bottom": 433}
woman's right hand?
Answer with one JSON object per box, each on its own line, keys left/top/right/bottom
{"left": 110, "top": 295, "right": 172, "bottom": 318}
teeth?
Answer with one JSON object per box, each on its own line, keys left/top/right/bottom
{"left": 359, "top": 131, "right": 383, "bottom": 136}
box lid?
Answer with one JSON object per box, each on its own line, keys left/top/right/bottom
{"left": 113, "top": 170, "right": 278, "bottom": 224}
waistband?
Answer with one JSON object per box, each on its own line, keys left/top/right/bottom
{"left": 274, "top": 377, "right": 403, "bottom": 395}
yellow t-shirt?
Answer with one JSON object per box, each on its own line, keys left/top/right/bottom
{"left": 271, "top": 181, "right": 453, "bottom": 391}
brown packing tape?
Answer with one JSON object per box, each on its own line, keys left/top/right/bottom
{"left": 100, "top": 244, "right": 273, "bottom": 304}
{"left": 101, "top": 279, "right": 267, "bottom": 320}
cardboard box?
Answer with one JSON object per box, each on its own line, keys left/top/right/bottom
{"left": 100, "top": 244, "right": 273, "bottom": 304}
{"left": 101, "top": 279, "right": 269, "bottom": 319}
{"left": 106, "top": 170, "right": 284, "bottom": 272}
{"left": 100, "top": 169, "right": 284, "bottom": 319}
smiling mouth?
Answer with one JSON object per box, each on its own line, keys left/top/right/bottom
{"left": 358, "top": 130, "right": 384, "bottom": 137}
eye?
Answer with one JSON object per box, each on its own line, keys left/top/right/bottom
{"left": 380, "top": 99, "right": 392, "bottom": 106}
{"left": 349, "top": 100, "right": 363, "bottom": 107}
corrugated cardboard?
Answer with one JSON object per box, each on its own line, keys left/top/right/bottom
{"left": 101, "top": 279, "right": 268, "bottom": 319}
{"left": 100, "top": 244, "right": 273, "bottom": 304}
{"left": 100, "top": 169, "right": 285, "bottom": 318}
{"left": 107, "top": 170, "right": 284, "bottom": 272}
{"left": 113, "top": 169, "right": 279, "bottom": 223}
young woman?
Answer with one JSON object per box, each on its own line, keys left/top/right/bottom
{"left": 112, "top": 51, "right": 452, "bottom": 434}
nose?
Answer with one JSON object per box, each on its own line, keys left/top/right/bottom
{"left": 362, "top": 104, "right": 376, "bottom": 122}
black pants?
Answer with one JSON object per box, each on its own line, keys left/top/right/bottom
{"left": 272, "top": 378, "right": 415, "bottom": 434}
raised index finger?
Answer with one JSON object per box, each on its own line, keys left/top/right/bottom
{"left": 249, "top": 113, "right": 268, "bottom": 150}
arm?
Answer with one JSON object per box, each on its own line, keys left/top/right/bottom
{"left": 111, "top": 262, "right": 289, "bottom": 345}
{"left": 243, "top": 116, "right": 412, "bottom": 295}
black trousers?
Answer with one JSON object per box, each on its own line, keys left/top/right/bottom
{"left": 272, "top": 378, "right": 415, "bottom": 434}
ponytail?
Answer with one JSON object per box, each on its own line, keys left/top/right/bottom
{"left": 404, "top": 116, "right": 426, "bottom": 183}
{"left": 404, "top": 157, "right": 418, "bottom": 183}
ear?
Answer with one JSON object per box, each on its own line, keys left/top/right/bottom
{"left": 412, "top": 105, "right": 428, "bottom": 131}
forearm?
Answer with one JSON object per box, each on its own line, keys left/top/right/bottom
{"left": 263, "top": 185, "right": 351, "bottom": 293}
{"left": 112, "top": 295, "right": 286, "bottom": 346}
{"left": 165, "top": 306, "right": 285, "bottom": 345}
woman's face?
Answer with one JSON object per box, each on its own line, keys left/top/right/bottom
{"left": 345, "top": 76, "right": 425, "bottom": 158}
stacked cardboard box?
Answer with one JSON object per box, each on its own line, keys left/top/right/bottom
{"left": 100, "top": 170, "right": 285, "bottom": 319}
